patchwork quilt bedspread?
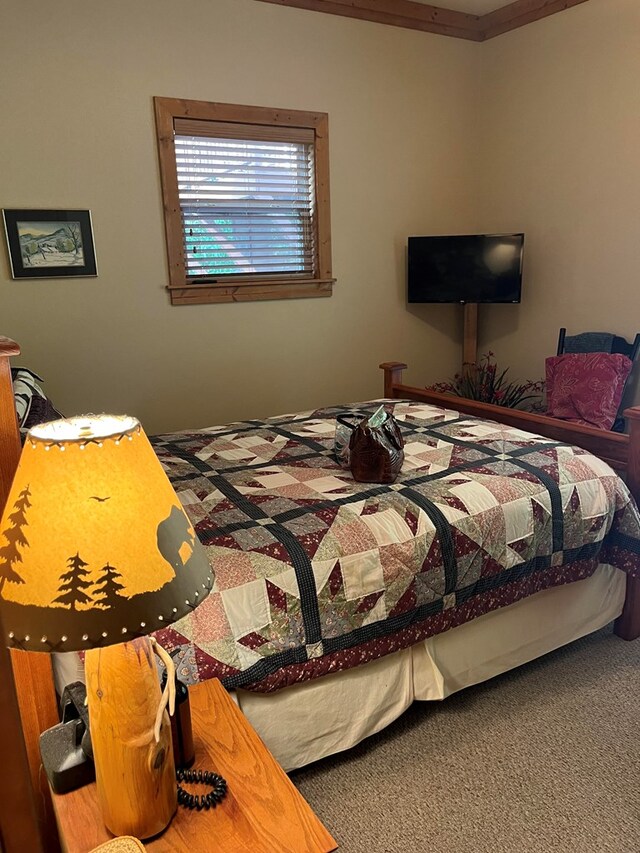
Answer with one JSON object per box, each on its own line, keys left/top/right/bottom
{"left": 150, "top": 400, "right": 640, "bottom": 692}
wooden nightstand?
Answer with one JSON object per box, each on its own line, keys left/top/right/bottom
{"left": 51, "top": 678, "right": 338, "bottom": 853}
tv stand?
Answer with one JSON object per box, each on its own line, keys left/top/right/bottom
{"left": 463, "top": 303, "right": 478, "bottom": 367}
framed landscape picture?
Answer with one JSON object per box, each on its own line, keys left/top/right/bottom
{"left": 2, "top": 209, "right": 97, "bottom": 279}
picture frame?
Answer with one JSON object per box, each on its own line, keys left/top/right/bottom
{"left": 2, "top": 209, "right": 97, "bottom": 279}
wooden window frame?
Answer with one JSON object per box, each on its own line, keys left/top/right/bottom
{"left": 154, "top": 97, "right": 334, "bottom": 305}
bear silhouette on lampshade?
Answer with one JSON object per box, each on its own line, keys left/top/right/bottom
{"left": 0, "top": 414, "right": 213, "bottom": 652}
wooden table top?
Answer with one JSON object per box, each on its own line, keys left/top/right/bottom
{"left": 52, "top": 678, "right": 337, "bottom": 853}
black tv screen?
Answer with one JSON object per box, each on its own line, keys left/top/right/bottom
{"left": 407, "top": 233, "right": 524, "bottom": 303}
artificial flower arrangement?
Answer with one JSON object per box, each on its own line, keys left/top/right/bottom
{"left": 427, "top": 352, "right": 545, "bottom": 411}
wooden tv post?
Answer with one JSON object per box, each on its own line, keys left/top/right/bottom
{"left": 463, "top": 303, "right": 478, "bottom": 368}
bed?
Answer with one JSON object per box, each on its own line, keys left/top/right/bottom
{"left": 2, "top": 343, "right": 640, "bottom": 840}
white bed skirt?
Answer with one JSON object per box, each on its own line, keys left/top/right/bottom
{"left": 236, "top": 564, "right": 625, "bottom": 770}
{"left": 53, "top": 565, "right": 626, "bottom": 772}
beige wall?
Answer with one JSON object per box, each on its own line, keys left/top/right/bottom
{"left": 0, "top": 0, "right": 481, "bottom": 432}
{"left": 477, "top": 0, "right": 640, "bottom": 403}
{"left": 3, "top": 0, "right": 638, "bottom": 430}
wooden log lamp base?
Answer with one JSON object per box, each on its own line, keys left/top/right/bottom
{"left": 84, "top": 637, "right": 177, "bottom": 839}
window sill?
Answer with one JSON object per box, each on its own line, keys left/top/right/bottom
{"left": 167, "top": 279, "right": 335, "bottom": 305}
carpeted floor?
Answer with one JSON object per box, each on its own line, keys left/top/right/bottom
{"left": 292, "top": 626, "right": 640, "bottom": 853}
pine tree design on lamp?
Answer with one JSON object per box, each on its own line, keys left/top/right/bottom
{"left": 0, "top": 484, "right": 30, "bottom": 592}
{"left": 55, "top": 553, "right": 93, "bottom": 609}
{"left": 0, "top": 415, "right": 214, "bottom": 839}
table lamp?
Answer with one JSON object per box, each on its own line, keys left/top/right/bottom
{"left": 0, "top": 415, "right": 213, "bottom": 839}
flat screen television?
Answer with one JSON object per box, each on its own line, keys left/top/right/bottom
{"left": 407, "top": 233, "right": 524, "bottom": 303}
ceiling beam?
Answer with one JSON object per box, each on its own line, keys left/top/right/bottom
{"left": 252, "top": 0, "right": 591, "bottom": 41}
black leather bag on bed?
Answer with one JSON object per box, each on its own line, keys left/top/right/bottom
{"left": 337, "top": 410, "right": 404, "bottom": 484}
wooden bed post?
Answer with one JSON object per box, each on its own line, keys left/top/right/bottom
{"left": 614, "top": 407, "right": 640, "bottom": 641}
{"left": 0, "top": 615, "right": 43, "bottom": 852}
{"left": 380, "top": 362, "right": 407, "bottom": 399}
{"left": 0, "top": 339, "right": 21, "bottom": 502}
{"left": 0, "top": 338, "right": 59, "bottom": 851}
{"left": 622, "top": 407, "right": 640, "bottom": 502}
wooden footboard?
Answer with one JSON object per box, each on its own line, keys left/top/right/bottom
{"left": 380, "top": 362, "right": 640, "bottom": 641}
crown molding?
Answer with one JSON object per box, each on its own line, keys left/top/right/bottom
{"left": 253, "top": 0, "right": 589, "bottom": 41}
{"left": 481, "top": 0, "right": 588, "bottom": 40}
{"left": 254, "top": 0, "right": 483, "bottom": 40}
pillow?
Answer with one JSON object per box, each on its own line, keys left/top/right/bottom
{"left": 545, "top": 352, "right": 633, "bottom": 430}
{"left": 11, "top": 367, "right": 63, "bottom": 429}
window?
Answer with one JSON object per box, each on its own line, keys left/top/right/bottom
{"left": 154, "top": 98, "right": 334, "bottom": 305}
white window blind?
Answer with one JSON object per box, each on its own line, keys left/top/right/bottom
{"left": 174, "top": 128, "right": 317, "bottom": 280}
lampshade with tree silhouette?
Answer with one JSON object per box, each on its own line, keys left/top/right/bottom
{"left": 0, "top": 414, "right": 213, "bottom": 651}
